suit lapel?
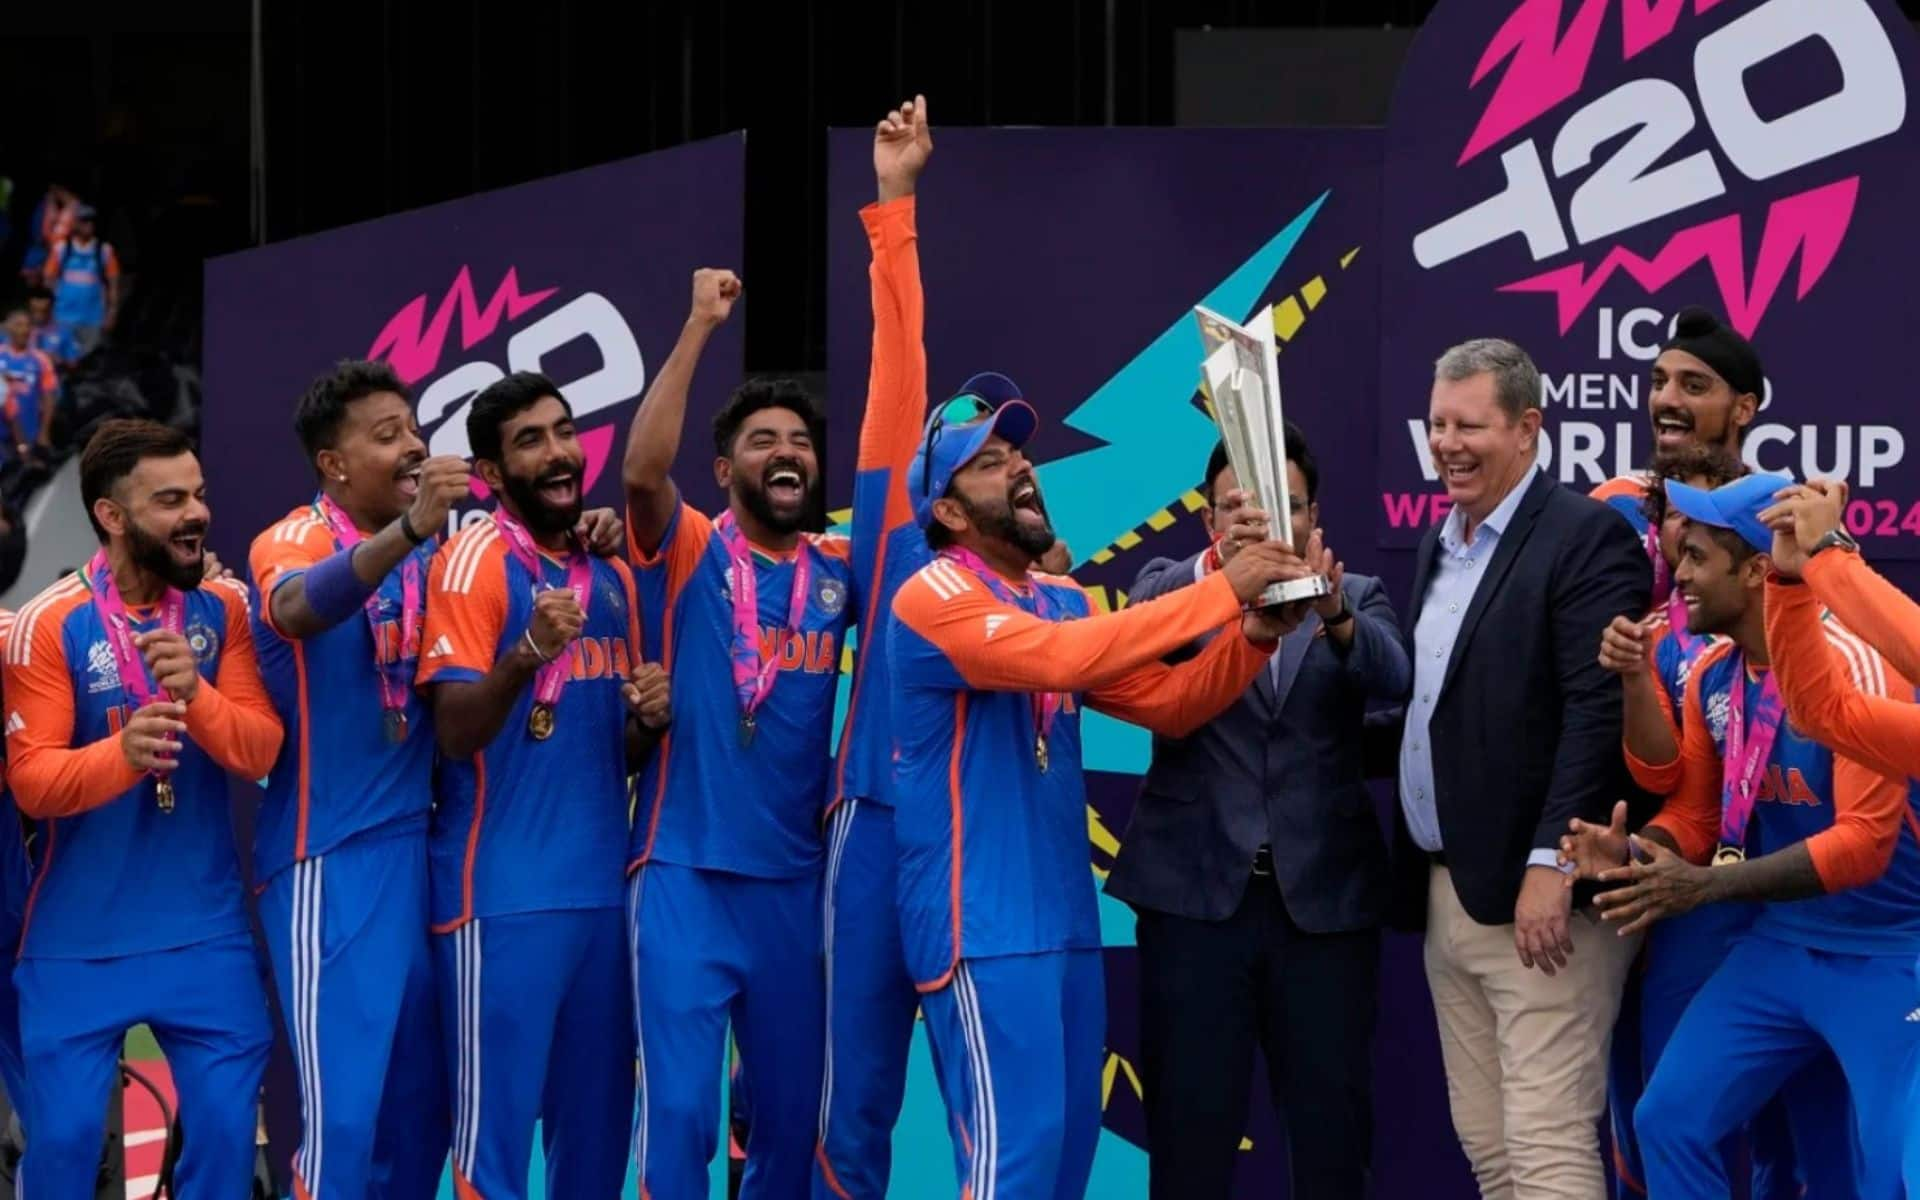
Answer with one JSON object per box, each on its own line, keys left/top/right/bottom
{"left": 1439, "top": 472, "right": 1555, "bottom": 700}
{"left": 1270, "top": 608, "right": 1321, "bottom": 713}
{"left": 1407, "top": 527, "right": 1441, "bottom": 636}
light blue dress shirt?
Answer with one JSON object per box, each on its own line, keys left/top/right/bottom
{"left": 1397, "top": 462, "right": 1562, "bottom": 871}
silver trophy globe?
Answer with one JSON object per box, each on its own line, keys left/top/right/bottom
{"left": 1194, "top": 304, "right": 1334, "bottom": 608}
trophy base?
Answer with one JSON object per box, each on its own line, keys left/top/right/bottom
{"left": 1254, "top": 575, "right": 1335, "bottom": 608}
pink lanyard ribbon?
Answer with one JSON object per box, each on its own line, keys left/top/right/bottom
{"left": 313, "top": 494, "right": 423, "bottom": 724}
{"left": 940, "top": 546, "right": 1061, "bottom": 748}
{"left": 493, "top": 509, "right": 591, "bottom": 711}
{"left": 715, "top": 511, "right": 812, "bottom": 733}
{"left": 1720, "top": 653, "right": 1785, "bottom": 854}
{"left": 86, "top": 549, "right": 185, "bottom": 791}
{"left": 1647, "top": 521, "right": 1703, "bottom": 656}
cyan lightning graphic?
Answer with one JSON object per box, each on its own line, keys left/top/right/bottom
{"left": 1037, "top": 191, "right": 1330, "bottom": 561}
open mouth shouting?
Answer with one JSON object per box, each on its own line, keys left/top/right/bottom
{"left": 1652, "top": 407, "right": 1695, "bottom": 449}
{"left": 765, "top": 461, "right": 808, "bottom": 508}
{"left": 169, "top": 525, "right": 208, "bottom": 563}
{"left": 535, "top": 467, "right": 581, "bottom": 510}
{"left": 1009, "top": 474, "right": 1044, "bottom": 516}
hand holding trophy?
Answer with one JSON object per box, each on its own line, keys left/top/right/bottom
{"left": 1193, "top": 305, "right": 1334, "bottom": 608}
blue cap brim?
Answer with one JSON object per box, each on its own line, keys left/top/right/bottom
{"left": 1663, "top": 479, "right": 1725, "bottom": 529}
{"left": 909, "top": 399, "right": 1042, "bottom": 528}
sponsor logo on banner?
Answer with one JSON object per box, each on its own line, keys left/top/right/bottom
{"left": 1380, "top": 0, "right": 1920, "bottom": 554}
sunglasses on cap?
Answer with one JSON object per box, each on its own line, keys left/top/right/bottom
{"left": 919, "top": 393, "right": 997, "bottom": 503}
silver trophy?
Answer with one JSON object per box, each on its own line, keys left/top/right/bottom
{"left": 1194, "top": 304, "right": 1334, "bottom": 608}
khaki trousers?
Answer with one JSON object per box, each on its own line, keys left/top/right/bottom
{"left": 1423, "top": 866, "right": 1641, "bottom": 1200}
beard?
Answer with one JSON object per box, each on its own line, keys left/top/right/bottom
{"left": 500, "top": 464, "right": 583, "bottom": 538}
{"left": 957, "top": 488, "right": 1056, "bottom": 560}
{"left": 128, "top": 519, "right": 205, "bottom": 592}
{"left": 736, "top": 466, "right": 817, "bottom": 536}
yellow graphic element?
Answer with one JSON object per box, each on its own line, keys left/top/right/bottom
{"left": 1101, "top": 1050, "right": 1145, "bottom": 1110}
{"left": 1271, "top": 296, "right": 1306, "bottom": 341}
{"left": 1078, "top": 249, "right": 1361, "bottom": 569}
{"left": 1087, "top": 803, "right": 1120, "bottom": 876}
{"left": 829, "top": 506, "right": 853, "bottom": 525}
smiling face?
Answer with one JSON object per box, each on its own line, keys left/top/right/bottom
{"left": 935, "top": 434, "right": 1055, "bottom": 560}
{"left": 478, "top": 395, "right": 584, "bottom": 536}
{"left": 718, "top": 405, "right": 819, "bottom": 536}
{"left": 316, "top": 389, "right": 428, "bottom": 528}
{"left": 1427, "top": 370, "right": 1540, "bottom": 527}
{"left": 1649, "top": 348, "right": 1755, "bottom": 454}
{"left": 96, "top": 452, "right": 211, "bottom": 591}
{"left": 1673, "top": 521, "right": 1763, "bottom": 636}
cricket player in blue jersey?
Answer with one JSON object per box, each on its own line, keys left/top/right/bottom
{"left": 1566, "top": 473, "right": 1920, "bottom": 1200}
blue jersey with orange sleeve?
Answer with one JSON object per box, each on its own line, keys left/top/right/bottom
{"left": 0, "top": 613, "right": 35, "bottom": 956}
{"left": 1, "top": 573, "right": 282, "bottom": 959}
{"left": 1592, "top": 474, "right": 1651, "bottom": 536}
{"left": 831, "top": 196, "right": 932, "bottom": 815}
{"left": 45, "top": 239, "right": 117, "bottom": 328}
{"left": 0, "top": 346, "right": 58, "bottom": 445}
{"left": 887, "top": 561, "right": 1272, "bottom": 990}
{"left": 31, "top": 323, "right": 77, "bottom": 367}
{"left": 417, "top": 516, "right": 639, "bottom": 929}
{"left": 628, "top": 500, "right": 855, "bottom": 877}
{"left": 249, "top": 506, "right": 438, "bottom": 882}
{"left": 1650, "top": 635, "right": 1920, "bottom": 956}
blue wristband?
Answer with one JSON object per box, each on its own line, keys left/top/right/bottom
{"left": 302, "top": 545, "right": 379, "bottom": 624}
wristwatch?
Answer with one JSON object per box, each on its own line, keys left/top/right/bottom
{"left": 1807, "top": 527, "right": 1860, "bottom": 561}
{"left": 1322, "top": 596, "right": 1354, "bottom": 627}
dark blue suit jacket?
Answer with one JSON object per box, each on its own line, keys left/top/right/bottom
{"left": 1389, "top": 470, "right": 1652, "bottom": 929}
{"left": 1106, "top": 556, "right": 1411, "bottom": 932}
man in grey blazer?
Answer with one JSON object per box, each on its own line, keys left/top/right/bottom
{"left": 1107, "top": 426, "right": 1410, "bottom": 1200}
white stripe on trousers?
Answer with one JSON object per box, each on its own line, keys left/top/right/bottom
{"left": 955, "top": 962, "right": 998, "bottom": 1200}
{"left": 291, "top": 857, "right": 325, "bottom": 1196}
{"left": 816, "top": 799, "right": 861, "bottom": 1144}
{"left": 628, "top": 872, "right": 650, "bottom": 1183}
{"left": 453, "top": 921, "right": 483, "bottom": 1179}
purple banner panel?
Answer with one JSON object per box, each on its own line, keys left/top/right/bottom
{"left": 1380, "top": 0, "right": 1920, "bottom": 558}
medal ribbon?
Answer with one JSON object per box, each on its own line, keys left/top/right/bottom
{"left": 715, "top": 511, "right": 813, "bottom": 725}
{"left": 85, "top": 548, "right": 186, "bottom": 781}
{"left": 1720, "top": 652, "right": 1785, "bottom": 854}
{"left": 1646, "top": 523, "right": 1671, "bottom": 607}
{"left": 313, "top": 493, "right": 423, "bottom": 724}
{"left": 940, "top": 546, "right": 1061, "bottom": 748}
{"left": 493, "top": 509, "right": 592, "bottom": 712}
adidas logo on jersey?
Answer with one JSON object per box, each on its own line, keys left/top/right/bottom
{"left": 984, "top": 614, "right": 1009, "bottom": 639}
{"left": 1905, "top": 1007, "right": 1920, "bottom": 1023}
{"left": 426, "top": 635, "right": 455, "bottom": 660}
{"left": 4, "top": 711, "right": 22, "bottom": 736}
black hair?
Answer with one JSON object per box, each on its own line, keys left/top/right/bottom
{"left": 467, "top": 371, "right": 571, "bottom": 463}
{"left": 1696, "top": 523, "right": 1760, "bottom": 567}
{"left": 1200, "top": 421, "right": 1318, "bottom": 506}
{"left": 1641, "top": 443, "right": 1747, "bottom": 531}
{"left": 80, "top": 418, "right": 194, "bottom": 542}
{"left": 25, "top": 285, "right": 52, "bottom": 304}
{"left": 293, "top": 360, "right": 412, "bottom": 469}
{"left": 712, "top": 378, "right": 824, "bottom": 459}
{"left": 2, "top": 306, "right": 26, "bottom": 324}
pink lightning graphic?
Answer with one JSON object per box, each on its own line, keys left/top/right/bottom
{"left": 1497, "top": 177, "right": 1859, "bottom": 338}
{"left": 1460, "top": 0, "right": 1730, "bottom": 165}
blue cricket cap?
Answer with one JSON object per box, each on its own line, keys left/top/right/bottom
{"left": 1664, "top": 472, "right": 1792, "bottom": 555}
{"left": 908, "top": 371, "right": 1039, "bottom": 529}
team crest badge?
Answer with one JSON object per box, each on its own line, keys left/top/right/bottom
{"left": 816, "top": 578, "right": 846, "bottom": 617}
{"left": 186, "top": 623, "right": 220, "bottom": 664}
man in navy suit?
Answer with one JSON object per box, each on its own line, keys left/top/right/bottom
{"left": 1396, "top": 337, "right": 1650, "bottom": 1200}
{"left": 1108, "top": 425, "right": 1411, "bottom": 1200}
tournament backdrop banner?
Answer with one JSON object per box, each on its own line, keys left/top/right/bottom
{"left": 201, "top": 134, "right": 745, "bottom": 1198}
{"left": 1380, "top": 0, "right": 1920, "bottom": 556}
{"left": 826, "top": 127, "right": 1479, "bottom": 1199}
{"left": 204, "top": 133, "right": 747, "bottom": 567}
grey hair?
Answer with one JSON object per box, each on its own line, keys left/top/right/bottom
{"left": 1434, "top": 338, "right": 1541, "bottom": 420}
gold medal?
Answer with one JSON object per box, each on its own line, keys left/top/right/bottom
{"left": 528, "top": 703, "right": 555, "bottom": 741}
{"left": 155, "top": 776, "right": 175, "bottom": 813}
{"left": 1035, "top": 734, "right": 1050, "bottom": 775}
{"left": 1712, "top": 843, "right": 1745, "bottom": 867}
